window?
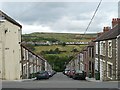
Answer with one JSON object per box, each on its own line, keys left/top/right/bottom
{"left": 89, "top": 61, "right": 91, "bottom": 71}
{"left": 92, "top": 48, "right": 94, "bottom": 58}
{"left": 96, "top": 42, "right": 98, "bottom": 54}
{"left": 89, "top": 48, "right": 91, "bottom": 57}
{"left": 107, "top": 64, "right": 112, "bottom": 78}
{"left": 108, "top": 41, "right": 112, "bottom": 57}
{"left": 89, "top": 47, "right": 94, "bottom": 58}
{"left": 100, "top": 41, "right": 103, "bottom": 55}
{"left": 102, "top": 42, "right": 106, "bottom": 55}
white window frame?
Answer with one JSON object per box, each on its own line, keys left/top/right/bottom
{"left": 96, "top": 42, "right": 98, "bottom": 54}
{"left": 102, "top": 41, "right": 106, "bottom": 56}
{"left": 107, "top": 62, "right": 113, "bottom": 79}
{"left": 100, "top": 41, "right": 103, "bottom": 55}
{"left": 108, "top": 40, "right": 112, "bottom": 58}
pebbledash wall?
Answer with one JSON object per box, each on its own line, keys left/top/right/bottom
{"left": 0, "top": 10, "right": 22, "bottom": 80}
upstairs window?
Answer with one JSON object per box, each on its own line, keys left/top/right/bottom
{"left": 100, "top": 41, "right": 103, "bottom": 55}
{"left": 95, "top": 42, "right": 98, "bottom": 54}
{"left": 92, "top": 48, "right": 94, "bottom": 58}
{"left": 108, "top": 41, "right": 112, "bottom": 58}
{"left": 102, "top": 41, "right": 106, "bottom": 56}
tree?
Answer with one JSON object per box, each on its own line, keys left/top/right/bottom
{"left": 62, "top": 42, "right": 66, "bottom": 46}
{"left": 54, "top": 48, "right": 60, "bottom": 54}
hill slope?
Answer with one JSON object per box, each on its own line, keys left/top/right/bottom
{"left": 22, "top": 32, "right": 97, "bottom": 71}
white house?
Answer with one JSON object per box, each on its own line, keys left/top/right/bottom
{"left": 0, "top": 10, "right": 22, "bottom": 80}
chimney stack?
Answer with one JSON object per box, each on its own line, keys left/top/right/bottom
{"left": 112, "top": 18, "right": 120, "bottom": 28}
{"left": 103, "top": 27, "right": 110, "bottom": 32}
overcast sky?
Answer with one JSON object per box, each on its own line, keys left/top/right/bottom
{"left": 1, "top": 1, "right": 119, "bottom": 34}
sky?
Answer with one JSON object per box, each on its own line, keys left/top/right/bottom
{"left": 0, "top": 1, "right": 119, "bottom": 34}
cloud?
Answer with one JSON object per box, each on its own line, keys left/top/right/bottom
{"left": 1, "top": 2, "right": 118, "bottom": 34}
{"left": 22, "top": 24, "right": 52, "bottom": 34}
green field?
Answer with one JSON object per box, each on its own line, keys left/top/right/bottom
{"left": 22, "top": 32, "right": 97, "bottom": 42}
{"left": 22, "top": 32, "right": 96, "bottom": 71}
{"left": 34, "top": 45, "right": 85, "bottom": 57}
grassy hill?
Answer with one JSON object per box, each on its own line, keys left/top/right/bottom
{"left": 22, "top": 32, "right": 97, "bottom": 42}
{"left": 22, "top": 32, "right": 97, "bottom": 71}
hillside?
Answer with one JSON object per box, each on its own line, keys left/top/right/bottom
{"left": 22, "top": 32, "right": 97, "bottom": 42}
{"left": 22, "top": 32, "right": 97, "bottom": 71}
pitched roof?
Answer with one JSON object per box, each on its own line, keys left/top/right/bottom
{"left": 94, "top": 25, "right": 119, "bottom": 42}
{"left": 0, "top": 10, "right": 22, "bottom": 28}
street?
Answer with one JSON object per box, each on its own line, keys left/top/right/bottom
{"left": 2, "top": 72, "right": 119, "bottom": 89}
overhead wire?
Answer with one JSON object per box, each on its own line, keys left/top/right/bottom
{"left": 82, "top": 0, "right": 103, "bottom": 39}
{"left": 66, "top": 0, "right": 103, "bottom": 68}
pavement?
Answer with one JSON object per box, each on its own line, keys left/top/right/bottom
{"left": 2, "top": 73, "right": 119, "bottom": 88}
{"left": 86, "top": 77, "right": 120, "bottom": 83}
{"left": 86, "top": 77, "right": 102, "bottom": 82}
{"left": 1, "top": 73, "right": 119, "bottom": 83}
{"left": 2, "top": 78, "right": 36, "bottom": 82}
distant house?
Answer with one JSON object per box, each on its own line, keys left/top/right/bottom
{"left": 87, "top": 42, "right": 95, "bottom": 78}
{"left": 79, "top": 52, "right": 84, "bottom": 71}
{"left": 65, "top": 41, "right": 95, "bottom": 78}
{"left": 81, "top": 42, "right": 95, "bottom": 78}
{"left": 0, "top": 10, "right": 22, "bottom": 80}
{"left": 21, "top": 44, "right": 52, "bottom": 79}
{"left": 94, "top": 18, "right": 120, "bottom": 81}
{"left": 82, "top": 47, "right": 89, "bottom": 76}
{"left": 65, "top": 42, "right": 88, "bottom": 45}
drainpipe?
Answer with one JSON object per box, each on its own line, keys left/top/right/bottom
{"left": 98, "top": 41, "right": 100, "bottom": 80}
{"left": 20, "top": 46, "right": 23, "bottom": 79}
{"left": 117, "top": 35, "right": 120, "bottom": 81}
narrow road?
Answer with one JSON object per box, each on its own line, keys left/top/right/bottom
{"left": 2, "top": 72, "right": 119, "bottom": 89}
{"left": 46, "top": 72, "right": 75, "bottom": 81}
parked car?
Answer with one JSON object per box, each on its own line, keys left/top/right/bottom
{"left": 47, "top": 71, "right": 53, "bottom": 77}
{"left": 63, "top": 69, "right": 69, "bottom": 75}
{"left": 36, "top": 71, "right": 49, "bottom": 80}
{"left": 66, "top": 70, "right": 70, "bottom": 76}
{"left": 68, "top": 69, "right": 76, "bottom": 78}
{"left": 47, "top": 70, "right": 56, "bottom": 77}
{"left": 72, "top": 70, "right": 86, "bottom": 80}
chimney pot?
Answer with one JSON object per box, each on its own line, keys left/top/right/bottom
{"left": 103, "top": 26, "right": 110, "bottom": 32}
{"left": 112, "top": 18, "right": 119, "bottom": 28}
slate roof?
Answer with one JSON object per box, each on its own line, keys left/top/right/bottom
{"left": 0, "top": 10, "right": 22, "bottom": 28}
{"left": 94, "top": 25, "right": 119, "bottom": 42}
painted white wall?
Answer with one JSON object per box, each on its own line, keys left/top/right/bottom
{"left": 1, "top": 20, "right": 21, "bottom": 80}
{"left": 0, "top": 21, "right": 4, "bottom": 79}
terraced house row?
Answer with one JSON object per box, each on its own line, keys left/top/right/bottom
{"left": 66, "top": 18, "right": 120, "bottom": 81}
{"left": 0, "top": 10, "right": 52, "bottom": 80}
